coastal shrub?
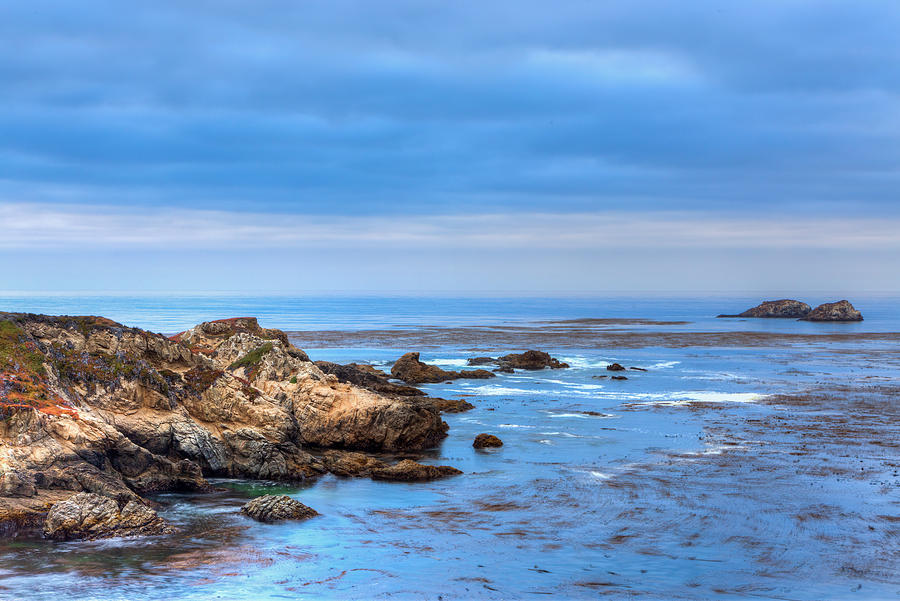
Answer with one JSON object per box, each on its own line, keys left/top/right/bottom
{"left": 228, "top": 343, "right": 273, "bottom": 371}
{"left": 289, "top": 375, "right": 298, "bottom": 384}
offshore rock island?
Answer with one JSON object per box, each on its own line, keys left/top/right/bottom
{"left": 0, "top": 314, "right": 480, "bottom": 539}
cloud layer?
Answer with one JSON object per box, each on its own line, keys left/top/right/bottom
{"left": 1, "top": 1, "right": 899, "bottom": 215}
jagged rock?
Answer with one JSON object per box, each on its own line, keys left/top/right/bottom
{"left": 370, "top": 460, "right": 463, "bottom": 482}
{"left": 425, "top": 398, "right": 475, "bottom": 413}
{"left": 606, "top": 363, "right": 626, "bottom": 371}
{"left": 494, "top": 366, "right": 515, "bottom": 374}
{"left": 497, "top": 351, "right": 569, "bottom": 370}
{"left": 802, "top": 300, "right": 863, "bottom": 322}
{"left": 315, "top": 361, "right": 424, "bottom": 396}
{"left": 718, "top": 299, "right": 812, "bottom": 318}
{"left": 473, "top": 433, "right": 503, "bottom": 448}
{"left": 466, "top": 357, "right": 496, "bottom": 366}
{"left": 240, "top": 494, "right": 318, "bottom": 523}
{"left": 0, "top": 312, "right": 454, "bottom": 531}
{"left": 390, "top": 352, "right": 495, "bottom": 384}
{"left": 43, "top": 492, "right": 172, "bottom": 541}
{"left": 322, "top": 450, "right": 386, "bottom": 477}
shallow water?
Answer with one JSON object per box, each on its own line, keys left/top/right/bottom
{"left": 0, "top": 296, "right": 898, "bottom": 600}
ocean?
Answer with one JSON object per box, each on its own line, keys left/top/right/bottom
{"left": 0, "top": 294, "right": 898, "bottom": 600}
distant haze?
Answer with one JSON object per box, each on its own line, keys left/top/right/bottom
{"left": 1, "top": 1, "right": 899, "bottom": 293}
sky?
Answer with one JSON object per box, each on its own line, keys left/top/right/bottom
{"left": 1, "top": 0, "right": 899, "bottom": 294}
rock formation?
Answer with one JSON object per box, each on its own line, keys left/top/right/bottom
{"left": 465, "top": 350, "right": 569, "bottom": 371}
{"left": 240, "top": 494, "right": 317, "bottom": 523}
{"left": 391, "top": 352, "right": 494, "bottom": 384}
{"left": 718, "top": 299, "right": 812, "bottom": 318}
{"left": 606, "top": 363, "right": 626, "bottom": 371}
{"left": 370, "top": 459, "right": 463, "bottom": 482}
{"left": 473, "top": 433, "right": 503, "bottom": 448}
{"left": 802, "top": 300, "right": 863, "bottom": 322}
{"left": 43, "top": 492, "right": 172, "bottom": 540}
{"left": 314, "top": 361, "right": 424, "bottom": 397}
{"left": 0, "top": 313, "right": 449, "bottom": 537}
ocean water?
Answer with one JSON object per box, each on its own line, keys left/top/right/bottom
{"left": 0, "top": 295, "right": 898, "bottom": 600}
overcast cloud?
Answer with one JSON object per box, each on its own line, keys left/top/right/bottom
{"left": 1, "top": 1, "right": 898, "bottom": 291}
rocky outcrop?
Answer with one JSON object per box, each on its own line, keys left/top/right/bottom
{"left": 718, "top": 299, "right": 812, "bottom": 318}
{"left": 321, "top": 450, "right": 386, "bottom": 477}
{"left": 473, "top": 433, "right": 503, "bottom": 448}
{"left": 43, "top": 493, "right": 172, "bottom": 541}
{"left": 391, "top": 352, "right": 494, "bottom": 384}
{"left": 371, "top": 459, "right": 463, "bottom": 482}
{"left": 606, "top": 363, "right": 626, "bottom": 371}
{"left": 240, "top": 494, "right": 317, "bottom": 523}
{"left": 314, "top": 361, "right": 424, "bottom": 396}
{"left": 802, "top": 300, "right": 863, "bottom": 322}
{"left": 0, "top": 312, "right": 450, "bottom": 534}
{"left": 424, "top": 398, "right": 475, "bottom": 413}
{"left": 466, "top": 350, "right": 569, "bottom": 371}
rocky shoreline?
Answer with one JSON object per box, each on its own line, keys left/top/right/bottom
{"left": 0, "top": 313, "right": 561, "bottom": 541}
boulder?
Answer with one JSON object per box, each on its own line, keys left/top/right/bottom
{"left": 43, "top": 493, "right": 172, "bottom": 541}
{"left": 611, "top": 375, "right": 628, "bottom": 380}
{"left": 370, "top": 460, "right": 463, "bottom": 482}
{"left": 425, "top": 398, "right": 475, "bottom": 413}
{"left": 240, "top": 494, "right": 318, "bottom": 523}
{"left": 802, "top": 300, "right": 863, "bottom": 322}
{"left": 497, "top": 350, "right": 569, "bottom": 370}
{"left": 390, "top": 352, "right": 495, "bottom": 384}
{"left": 606, "top": 363, "right": 626, "bottom": 371}
{"left": 718, "top": 299, "right": 811, "bottom": 318}
{"left": 322, "top": 450, "right": 386, "bottom": 478}
{"left": 473, "top": 433, "right": 503, "bottom": 449}
{"left": 466, "top": 357, "right": 496, "bottom": 366}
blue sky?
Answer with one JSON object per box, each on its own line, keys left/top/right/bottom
{"left": 2, "top": 1, "right": 899, "bottom": 293}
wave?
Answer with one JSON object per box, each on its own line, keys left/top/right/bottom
{"left": 624, "top": 391, "right": 765, "bottom": 407}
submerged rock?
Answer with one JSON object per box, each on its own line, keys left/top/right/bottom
{"left": 240, "top": 494, "right": 318, "bottom": 523}
{"left": 611, "top": 375, "right": 628, "bottom": 381}
{"left": 424, "top": 398, "right": 475, "bottom": 413}
{"left": 498, "top": 350, "right": 569, "bottom": 370}
{"left": 466, "top": 350, "right": 569, "bottom": 371}
{"left": 802, "top": 300, "right": 863, "bottom": 322}
{"left": 391, "top": 352, "right": 494, "bottom": 384}
{"left": 473, "top": 433, "right": 503, "bottom": 449}
{"left": 371, "top": 460, "right": 463, "bottom": 482}
{"left": 718, "top": 299, "right": 812, "bottom": 318}
{"left": 43, "top": 493, "right": 172, "bottom": 541}
{"left": 606, "top": 363, "right": 626, "bottom": 371}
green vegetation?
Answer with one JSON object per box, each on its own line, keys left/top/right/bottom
{"left": 228, "top": 343, "right": 273, "bottom": 371}
{"left": 289, "top": 375, "right": 298, "bottom": 384}
{"left": 0, "top": 320, "right": 46, "bottom": 377}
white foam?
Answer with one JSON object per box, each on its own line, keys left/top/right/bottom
{"left": 547, "top": 413, "right": 589, "bottom": 419}
{"left": 537, "top": 439, "right": 554, "bottom": 445}
{"left": 460, "top": 385, "right": 548, "bottom": 396}
{"left": 625, "top": 391, "right": 764, "bottom": 407}
{"left": 423, "top": 358, "right": 471, "bottom": 368}
{"left": 649, "top": 360, "right": 681, "bottom": 369}
{"left": 497, "top": 423, "right": 535, "bottom": 429}
{"left": 589, "top": 471, "right": 612, "bottom": 480}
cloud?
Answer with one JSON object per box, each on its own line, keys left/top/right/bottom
{"left": 3, "top": 202, "right": 900, "bottom": 252}
{"left": 0, "top": 1, "right": 898, "bottom": 218}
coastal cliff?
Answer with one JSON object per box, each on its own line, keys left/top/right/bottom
{"left": 0, "top": 314, "right": 448, "bottom": 535}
